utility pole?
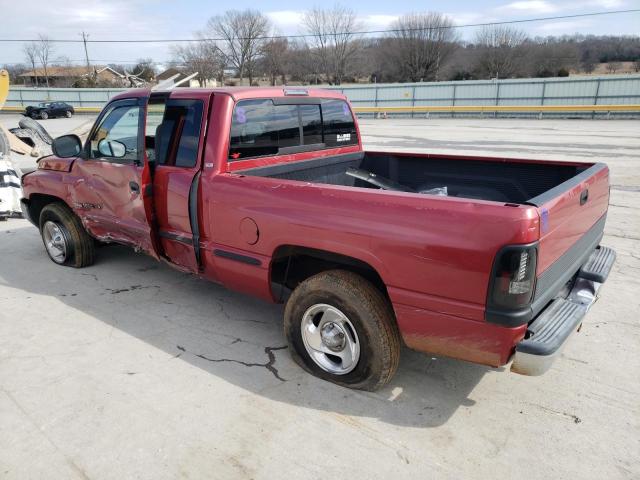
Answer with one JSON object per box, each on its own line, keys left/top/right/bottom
{"left": 81, "top": 32, "right": 91, "bottom": 70}
{"left": 81, "top": 31, "right": 94, "bottom": 86}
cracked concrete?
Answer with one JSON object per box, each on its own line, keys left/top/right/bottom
{"left": 178, "top": 344, "right": 288, "bottom": 382}
{"left": 0, "top": 117, "right": 639, "bottom": 480}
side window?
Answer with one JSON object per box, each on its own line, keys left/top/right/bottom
{"left": 321, "top": 99, "right": 358, "bottom": 147}
{"left": 152, "top": 99, "right": 204, "bottom": 168}
{"left": 89, "top": 104, "right": 140, "bottom": 161}
{"left": 144, "top": 99, "right": 166, "bottom": 163}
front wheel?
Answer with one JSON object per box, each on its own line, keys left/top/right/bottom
{"left": 40, "top": 111, "right": 48, "bottom": 120}
{"left": 65, "top": 110, "right": 72, "bottom": 118}
{"left": 284, "top": 270, "right": 401, "bottom": 391}
{"left": 39, "top": 203, "right": 95, "bottom": 268}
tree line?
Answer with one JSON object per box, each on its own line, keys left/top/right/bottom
{"left": 5, "top": 7, "right": 640, "bottom": 87}
{"left": 171, "top": 7, "right": 640, "bottom": 86}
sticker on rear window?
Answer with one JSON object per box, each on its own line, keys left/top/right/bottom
{"left": 336, "top": 133, "right": 351, "bottom": 142}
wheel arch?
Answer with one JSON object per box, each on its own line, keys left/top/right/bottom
{"left": 25, "top": 193, "right": 69, "bottom": 227}
{"left": 270, "top": 244, "right": 391, "bottom": 304}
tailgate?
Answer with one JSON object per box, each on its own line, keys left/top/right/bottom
{"left": 529, "top": 163, "right": 610, "bottom": 314}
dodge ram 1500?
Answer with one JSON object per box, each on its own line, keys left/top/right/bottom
{"left": 20, "top": 87, "right": 616, "bottom": 390}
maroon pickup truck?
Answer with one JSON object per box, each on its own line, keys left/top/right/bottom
{"left": 20, "top": 87, "right": 615, "bottom": 390}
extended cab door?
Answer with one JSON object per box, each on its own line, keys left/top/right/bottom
{"left": 71, "top": 98, "right": 158, "bottom": 256}
{"left": 144, "top": 91, "right": 209, "bottom": 272}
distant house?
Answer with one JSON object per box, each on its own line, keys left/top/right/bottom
{"left": 156, "top": 67, "right": 217, "bottom": 88}
{"left": 19, "top": 66, "right": 125, "bottom": 87}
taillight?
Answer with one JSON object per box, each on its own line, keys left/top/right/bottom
{"left": 490, "top": 246, "right": 537, "bottom": 309}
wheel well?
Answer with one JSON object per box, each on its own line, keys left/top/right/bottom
{"left": 27, "top": 194, "right": 66, "bottom": 226}
{"left": 270, "top": 245, "right": 389, "bottom": 303}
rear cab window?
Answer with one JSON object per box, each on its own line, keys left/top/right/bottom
{"left": 228, "top": 98, "right": 357, "bottom": 162}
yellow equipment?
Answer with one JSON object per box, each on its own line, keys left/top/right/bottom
{"left": 0, "top": 69, "right": 9, "bottom": 109}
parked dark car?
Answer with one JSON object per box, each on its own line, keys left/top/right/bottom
{"left": 24, "top": 102, "right": 74, "bottom": 120}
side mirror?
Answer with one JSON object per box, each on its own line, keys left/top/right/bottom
{"left": 98, "top": 138, "right": 126, "bottom": 158}
{"left": 52, "top": 134, "right": 82, "bottom": 158}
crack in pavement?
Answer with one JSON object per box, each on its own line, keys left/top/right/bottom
{"left": 105, "top": 285, "right": 160, "bottom": 294}
{"left": 177, "top": 344, "right": 288, "bottom": 381}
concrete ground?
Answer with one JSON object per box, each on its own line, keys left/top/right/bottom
{"left": 1, "top": 117, "right": 639, "bottom": 479}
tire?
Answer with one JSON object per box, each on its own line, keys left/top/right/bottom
{"left": 65, "top": 110, "right": 72, "bottom": 118}
{"left": 284, "top": 270, "right": 401, "bottom": 391}
{"left": 40, "top": 111, "right": 48, "bottom": 120}
{"left": 18, "top": 117, "right": 53, "bottom": 145}
{"left": 39, "top": 203, "right": 95, "bottom": 268}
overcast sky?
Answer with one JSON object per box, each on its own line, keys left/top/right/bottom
{"left": 1, "top": 0, "right": 639, "bottom": 69}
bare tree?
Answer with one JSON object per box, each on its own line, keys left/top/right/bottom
{"left": 525, "top": 40, "right": 579, "bottom": 77}
{"left": 35, "top": 34, "right": 54, "bottom": 88}
{"left": 302, "top": 5, "right": 363, "bottom": 85}
{"left": 23, "top": 42, "right": 39, "bottom": 86}
{"left": 286, "top": 41, "right": 322, "bottom": 84}
{"left": 386, "top": 12, "right": 458, "bottom": 82}
{"left": 207, "top": 10, "right": 269, "bottom": 85}
{"left": 474, "top": 26, "right": 527, "bottom": 78}
{"left": 261, "top": 37, "right": 289, "bottom": 85}
{"left": 606, "top": 61, "right": 622, "bottom": 73}
{"left": 171, "top": 40, "right": 226, "bottom": 86}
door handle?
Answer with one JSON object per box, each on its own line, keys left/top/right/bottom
{"left": 129, "top": 181, "right": 140, "bottom": 194}
{"left": 580, "top": 189, "right": 589, "bottom": 205}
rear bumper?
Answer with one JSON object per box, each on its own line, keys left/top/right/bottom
{"left": 511, "top": 245, "right": 615, "bottom": 376}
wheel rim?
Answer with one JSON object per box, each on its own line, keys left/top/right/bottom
{"left": 66, "top": 111, "right": 71, "bottom": 117}
{"left": 301, "top": 303, "right": 360, "bottom": 375}
{"left": 42, "top": 221, "right": 68, "bottom": 263}
{"left": 41, "top": 112, "right": 47, "bottom": 119}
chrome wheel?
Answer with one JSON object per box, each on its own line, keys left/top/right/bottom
{"left": 301, "top": 303, "right": 360, "bottom": 375}
{"left": 42, "top": 221, "right": 68, "bottom": 264}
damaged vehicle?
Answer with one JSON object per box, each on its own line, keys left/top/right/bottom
{"left": 25, "top": 101, "right": 74, "bottom": 120}
{"left": 20, "top": 87, "right": 616, "bottom": 390}
{"left": 0, "top": 155, "right": 23, "bottom": 220}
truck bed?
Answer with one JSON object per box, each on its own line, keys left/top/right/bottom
{"left": 236, "top": 151, "right": 594, "bottom": 205}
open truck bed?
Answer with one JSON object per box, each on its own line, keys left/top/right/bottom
{"left": 233, "top": 149, "right": 612, "bottom": 367}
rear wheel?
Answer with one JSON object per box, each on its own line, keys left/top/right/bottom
{"left": 40, "top": 111, "right": 48, "bottom": 120}
{"left": 39, "top": 203, "right": 95, "bottom": 268}
{"left": 284, "top": 270, "right": 401, "bottom": 391}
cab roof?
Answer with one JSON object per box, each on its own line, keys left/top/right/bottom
{"left": 110, "top": 86, "right": 348, "bottom": 103}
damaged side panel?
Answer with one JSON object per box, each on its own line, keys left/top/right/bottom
{"left": 69, "top": 160, "right": 157, "bottom": 255}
